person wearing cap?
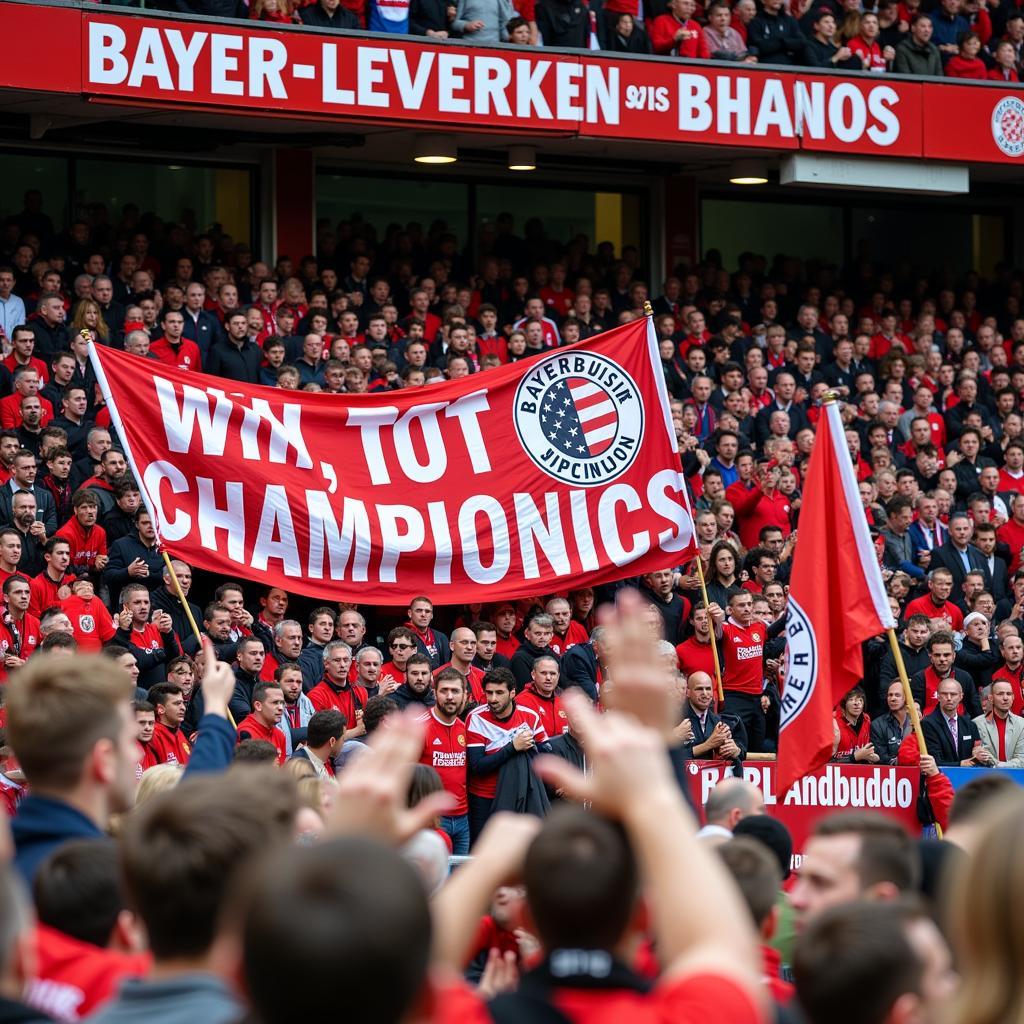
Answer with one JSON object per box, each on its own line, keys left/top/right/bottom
{"left": 957, "top": 611, "right": 1000, "bottom": 691}
{"left": 802, "top": 9, "right": 861, "bottom": 68}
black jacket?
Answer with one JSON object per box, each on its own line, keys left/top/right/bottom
{"left": 103, "top": 535, "right": 164, "bottom": 603}
{"left": 114, "top": 625, "right": 181, "bottom": 688}
{"left": 921, "top": 707, "right": 980, "bottom": 766}
{"left": 390, "top": 683, "right": 436, "bottom": 710}
{"left": 683, "top": 705, "right": 749, "bottom": 761}
{"left": 870, "top": 711, "right": 912, "bottom": 765}
{"left": 229, "top": 667, "right": 262, "bottom": 723}
{"left": 510, "top": 640, "right": 560, "bottom": 692}
{"left": 878, "top": 641, "right": 930, "bottom": 694}
{"left": 151, "top": 586, "right": 203, "bottom": 649}
{"left": 204, "top": 338, "right": 263, "bottom": 384}
{"left": 560, "top": 642, "right": 599, "bottom": 701}
{"left": 493, "top": 746, "right": 551, "bottom": 817}
{"left": 298, "top": 2, "right": 361, "bottom": 28}
{"left": 409, "top": 0, "right": 448, "bottom": 32}
{"left": 536, "top": 0, "right": 590, "bottom": 48}
{"left": 927, "top": 541, "right": 992, "bottom": 606}
{"left": 30, "top": 320, "right": 69, "bottom": 361}
{"left": 746, "top": 9, "right": 805, "bottom": 64}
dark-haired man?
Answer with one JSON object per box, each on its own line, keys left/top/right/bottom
{"left": 236, "top": 683, "right": 287, "bottom": 765}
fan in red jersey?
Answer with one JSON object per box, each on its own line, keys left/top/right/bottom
{"left": 708, "top": 590, "right": 769, "bottom": 754}
{"left": 146, "top": 683, "right": 191, "bottom": 767}
{"left": 236, "top": 682, "right": 287, "bottom": 765}
{"left": 0, "top": 574, "right": 39, "bottom": 682}
{"left": 466, "top": 667, "right": 548, "bottom": 843}
{"left": 419, "top": 669, "right": 470, "bottom": 855}
{"left": 516, "top": 655, "right": 568, "bottom": 739}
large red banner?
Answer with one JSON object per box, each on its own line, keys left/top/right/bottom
{"left": 0, "top": 2, "right": 1019, "bottom": 164}
{"left": 89, "top": 319, "right": 695, "bottom": 603}
{"left": 686, "top": 761, "right": 922, "bottom": 872}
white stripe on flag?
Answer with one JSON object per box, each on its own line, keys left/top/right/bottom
{"left": 577, "top": 400, "right": 615, "bottom": 422}
{"left": 569, "top": 382, "right": 601, "bottom": 400}
{"left": 584, "top": 423, "right": 617, "bottom": 445}
{"left": 824, "top": 401, "right": 896, "bottom": 629}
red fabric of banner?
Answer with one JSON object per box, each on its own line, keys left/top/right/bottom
{"left": 89, "top": 318, "right": 695, "bottom": 604}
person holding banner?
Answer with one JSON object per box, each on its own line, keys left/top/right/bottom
{"left": 708, "top": 592, "right": 768, "bottom": 754}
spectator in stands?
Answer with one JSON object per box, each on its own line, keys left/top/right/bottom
{"left": 703, "top": 0, "right": 752, "bottom": 58}
{"left": 298, "top": 0, "right": 361, "bottom": 31}
{"left": 746, "top": 0, "right": 805, "bottom": 64}
{"left": 452, "top": 0, "right": 516, "bottom": 42}
{"left": 650, "top": 0, "right": 711, "bottom": 56}
{"left": 894, "top": 13, "right": 943, "bottom": 74}
{"left": 929, "top": 0, "right": 970, "bottom": 59}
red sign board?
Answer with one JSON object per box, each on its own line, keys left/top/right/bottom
{"left": 686, "top": 761, "right": 922, "bottom": 872}
{"left": 0, "top": 1, "right": 1020, "bottom": 165}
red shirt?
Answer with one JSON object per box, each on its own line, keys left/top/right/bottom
{"left": 150, "top": 336, "right": 202, "bottom": 372}
{"left": 432, "top": 971, "right": 762, "bottom": 1024}
{"left": 28, "top": 571, "right": 72, "bottom": 618}
{"left": 549, "top": 620, "right": 589, "bottom": 656}
{"left": 998, "top": 518, "right": 1024, "bottom": 573}
{"left": 721, "top": 621, "right": 765, "bottom": 695}
{"left": 434, "top": 662, "right": 485, "bottom": 703}
{"left": 307, "top": 677, "right": 368, "bottom": 727}
{"left": 992, "top": 664, "right": 1024, "bottom": 716}
{"left": 0, "top": 612, "right": 40, "bottom": 682}
{"left": 1, "top": 355, "right": 48, "bottom": 382}
{"left": 55, "top": 518, "right": 108, "bottom": 572}
{"left": 61, "top": 594, "right": 116, "bottom": 652}
{"left": 379, "top": 660, "right": 405, "bottom": 691}
{"left": 995, "top": 713, "right": 1008, "bottom": 761}
{"left": 903, "top": 594, "right": 964, "bottom": 632}
{"left": 419, "top": 707, "right": 468, "bottom": 815}
{"left": 848, "top": 36, "right": 887, "bottom": 71}
{"left": 0, "top": 392, "right": 53, "bottom": 430}
{"left": 517, "top": 684, "right": 569, "bottom": 738}
{"left": 495, "top": 635, "right": 520, "bottom": 660}
{"left": 999, "top": 469, "right": 1024, "bottom": 495}
{"left": 676, "top": 636, "right": 716, "bottom": 680}
{"left": 149, "top": 720, "right": 191, "bottom": 766}
{"left": 649, "top": 13, "right": 711, "bottom": 56}
{"left": 236, "top": 713, "right": 287, "bottom": 765}
{"left": 540, "top": 286, "right": 574, "bottom": 317}
{"left": 466, "top": 703, "right": 547, "bottom": 799}
{"left": 29, "top": 924, "right": 151, "bottom": 1022}
{"left": 726, "top": 481, "right": 792, "bottom": 550}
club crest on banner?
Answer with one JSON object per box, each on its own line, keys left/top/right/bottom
{"left": 514, "top": 352, "right": 644, "bottom": 486}
{"left": 781, "top": 596, "right": 818, "bottom": 729}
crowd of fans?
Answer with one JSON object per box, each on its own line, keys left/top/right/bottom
{"left": 2, "top": 187, "right": 1024, "bottom": 1017}
{"left": 119, "top": 0, "right": 1024, "bottom": 80}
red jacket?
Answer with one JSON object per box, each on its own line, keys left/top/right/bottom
{"left": 55, "top": 518, "right": 108, "bottom": 572}
{"left": 149, "top": 720, "right": 191, "bottom": 766}
{"left": 61, "top": 594, "right": 116, "bottom": 652}
{"left": 30, "top": 924, "right": 151, "bottom": 1021}
{"left": 835, "top": 709, "right": 871, "bottom": 758}
{"left": 649, "top": 13, "right": 711, "bottom": 56}
{"left": 236, "top": 713, "right": 287, "bottom": 764}
{"left": 726, "top": 481, "right": 793, "bottom": 549}
{"left": 150, "top": 336, "right": 202, "bottom": 372}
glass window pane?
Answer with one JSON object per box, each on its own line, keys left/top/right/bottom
{"left": 316, "top": 172, "right": 469, "bottom": 245}
{"left": 0, "top": 154, "right": 68, "bottom": 238}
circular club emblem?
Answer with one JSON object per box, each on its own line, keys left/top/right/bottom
{"left": 514, "top": 352, "right": 644, "bottom": 486}
{"left": 992, "top": 96, "right": 1024, "bottom": 157}
{"left": 457, "top": 733, "right": 466, "bottom": 746}
{"left": 779, "top": 597, "right": 818, "bottom": 731}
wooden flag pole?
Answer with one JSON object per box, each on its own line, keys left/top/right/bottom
{"left": 886, "top": 627, "right": 928, "bottom": 756}
{"left": 644, "top": 300, "right": 725, "bottom": 705}
{"left": 160, "top": 551, "right": 203, "bottom": 647}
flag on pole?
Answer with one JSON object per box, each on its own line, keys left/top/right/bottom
{"left": 777, "top": 398, "right": 896, "bottom": 796}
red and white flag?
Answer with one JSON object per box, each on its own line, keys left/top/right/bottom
{"left": 777, "top": 399, "right": 895, "bottom": 795}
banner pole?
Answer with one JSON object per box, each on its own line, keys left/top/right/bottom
{"left": 644, "top": 301, "right": 726, "bottom": 705}
{"left": 886, "top": 627, "right": 928, "bottom": 757}
{"left": 161, "top": 550, "right": 203, "bottom": 648}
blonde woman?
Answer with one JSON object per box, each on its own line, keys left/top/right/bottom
{"left": 947, "top": 791, "right": 1024, "bottom": 1024}
{"left": 135, "top": 763, "right": 183, "bottom": 807}
{"left": 71, "top": 299, "right": 110, "bottom": 344}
